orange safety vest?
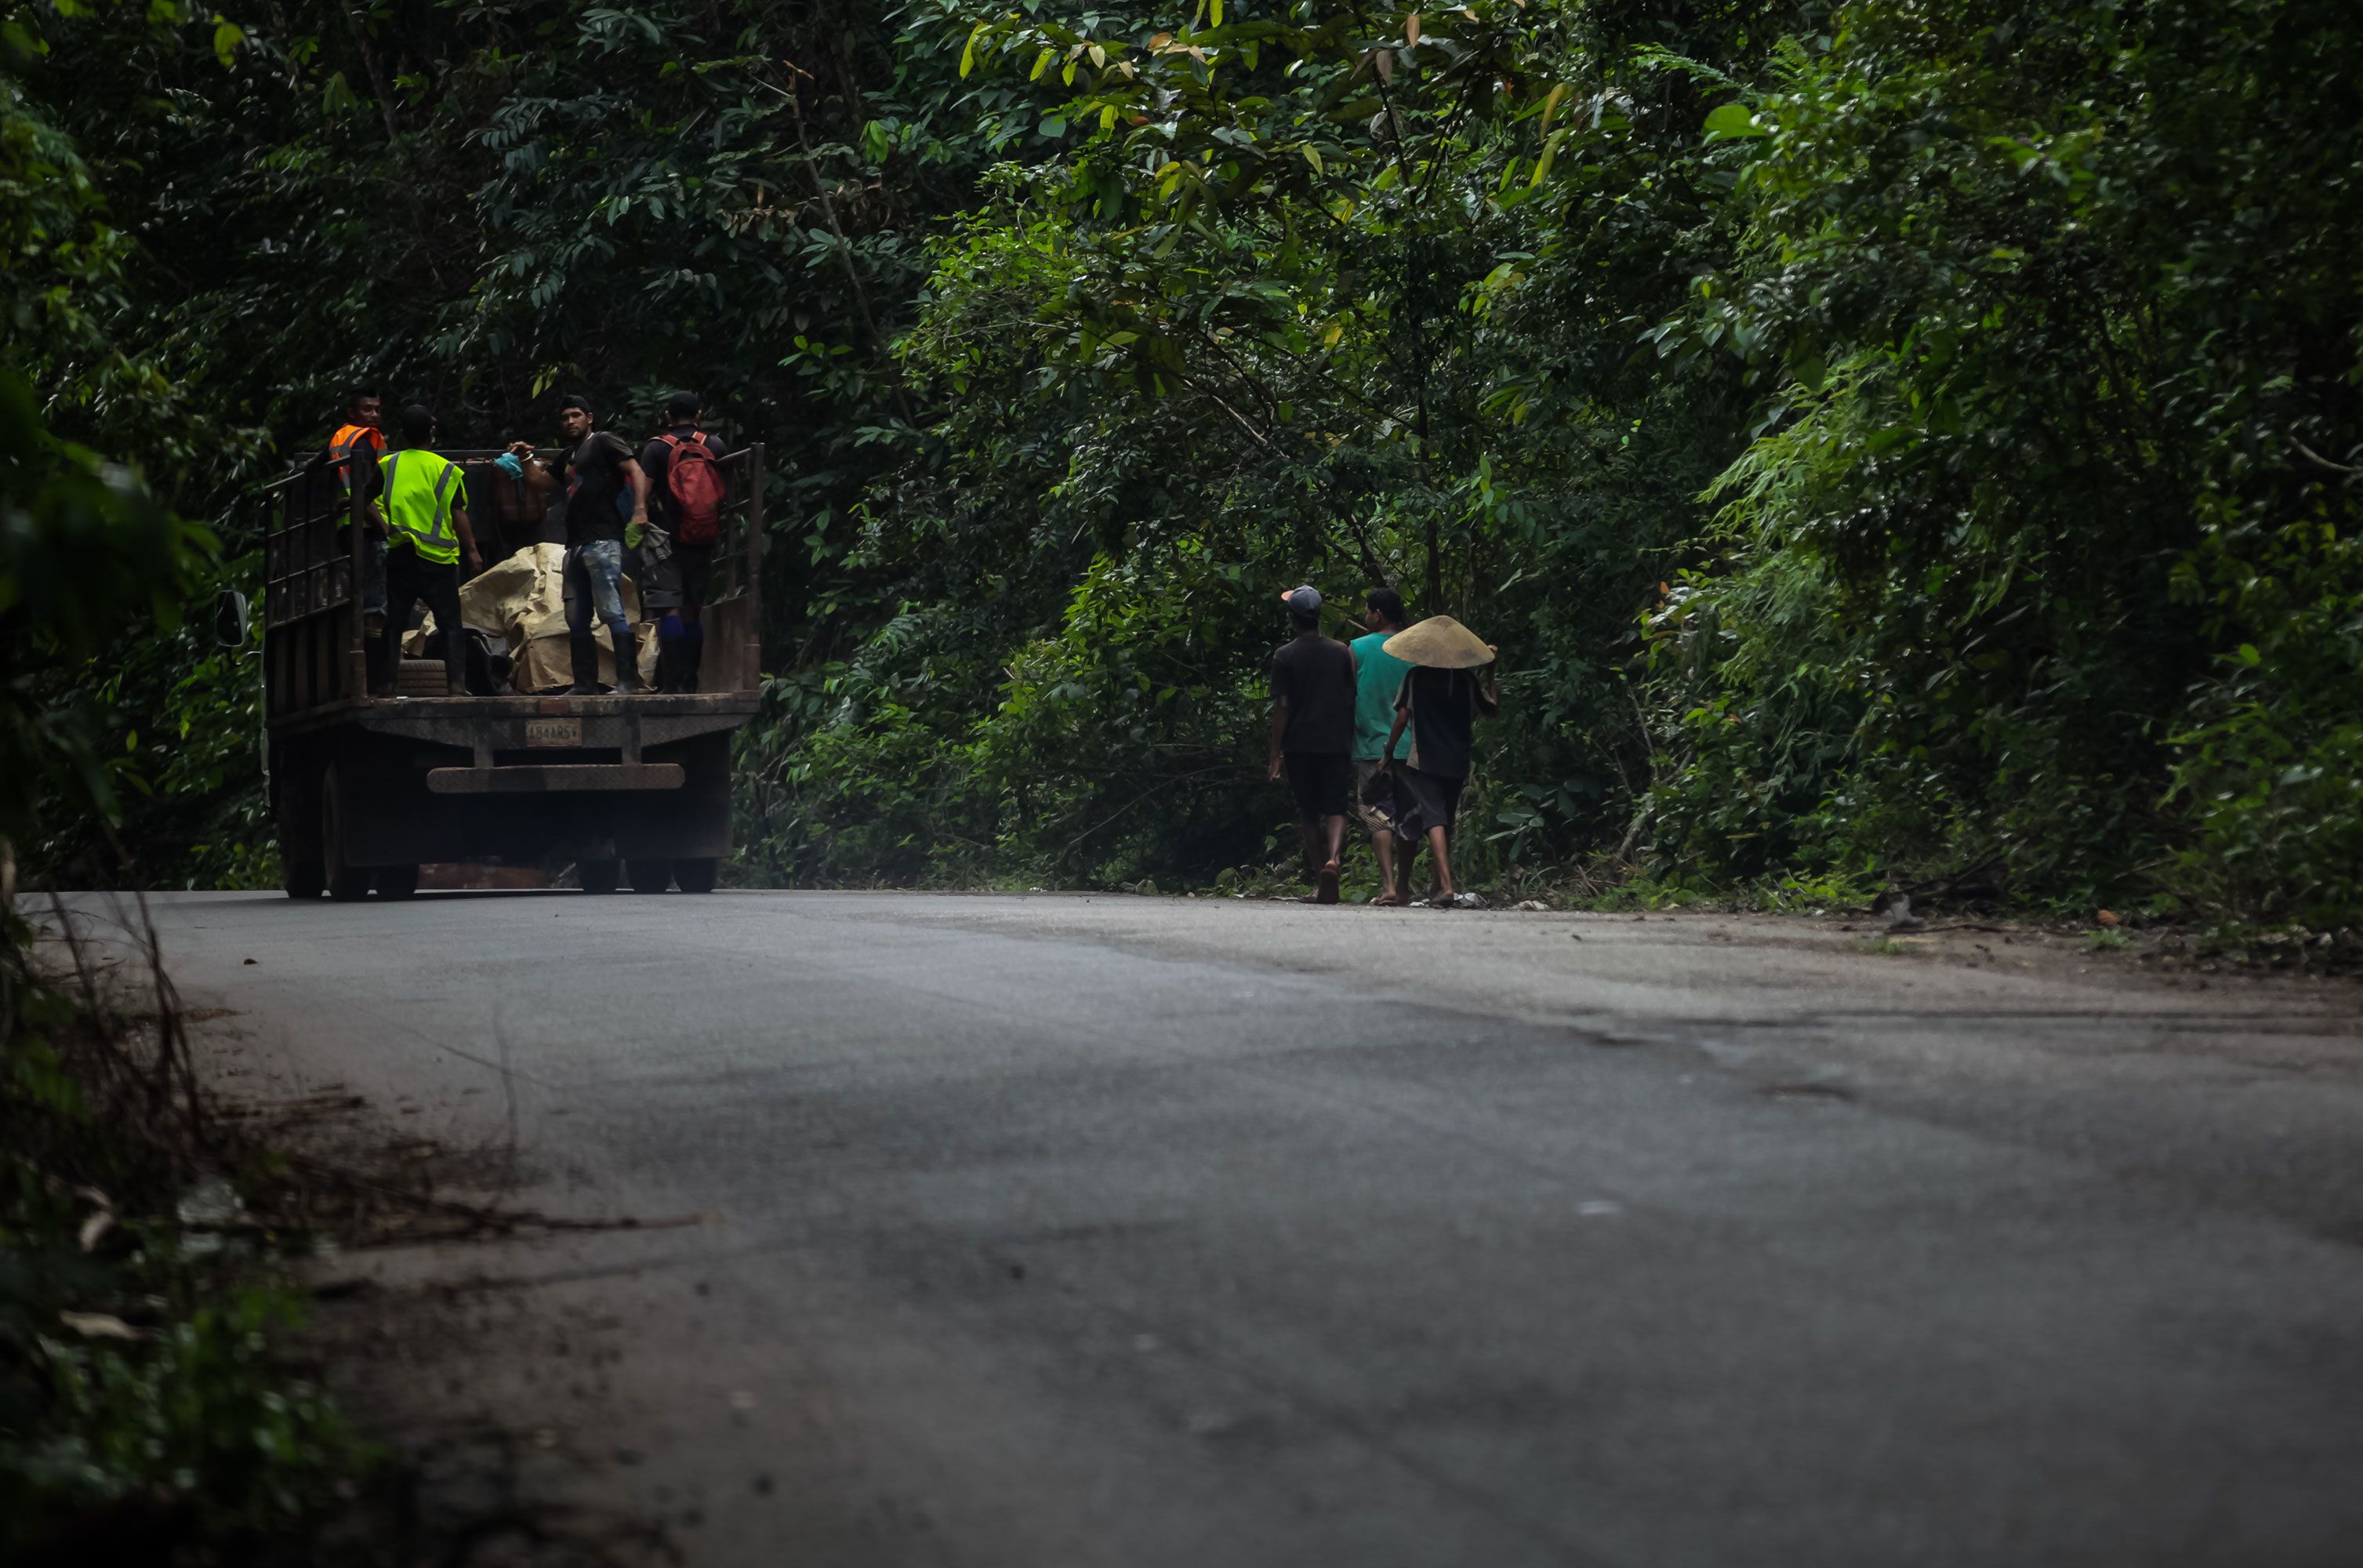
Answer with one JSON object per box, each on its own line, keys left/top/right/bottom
{"left": 327, "top": 422, "right": 385, "bottom": 491}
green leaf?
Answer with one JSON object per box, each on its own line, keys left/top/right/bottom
{"left": 1703, "top": 103, "right": 1766, "bottom": 141}
{"left": 1528, "top": 129, "right": 1563, "bottom": 187}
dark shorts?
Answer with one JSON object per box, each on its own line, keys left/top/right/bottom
{"left": 1392, "top": 765, "right": 1465, "bottom": 841}
{"left": 1286, "top": 751, "right": 1352, "bottom": 822}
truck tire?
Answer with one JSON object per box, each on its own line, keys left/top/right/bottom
{"left": 673, "top": 858, "right": 719, "bottom": 894}
{"left": 278, "top": 760, "right": 325, "bottom": 900}
{"left": 579, "top": 858, "right": 621, "bottom": 894}
{"left": 321, "top": 764, "right": 372, "bottom": 902}
{"left": 627, "top": 858, "right": 673, "bottom": 893}
{"left": 376, "top": 864, "right": 421, "bottom": 900}
{"left": 395, "top": 657, "right": 450, "bottom": 697}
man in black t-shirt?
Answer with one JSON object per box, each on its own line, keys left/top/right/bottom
{"left": 637, "top": 390, "right": 728, "bottom": 692}
{"left": 509, "top": 394, "right": 651, "bottom": 693}
{"left": 1266, "top": 586, "right": 1357, "bottom": 905}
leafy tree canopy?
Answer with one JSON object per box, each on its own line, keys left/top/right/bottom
{"left": 4, "top": 0, "right": 2358, "bottom": 928}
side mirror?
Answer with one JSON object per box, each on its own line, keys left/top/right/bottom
{"left": 213, "top": 588, "right": 250, "bottom": 648}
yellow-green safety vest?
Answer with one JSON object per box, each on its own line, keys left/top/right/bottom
{"left": 376, "top": 448, "right": 463, "bottom": 565}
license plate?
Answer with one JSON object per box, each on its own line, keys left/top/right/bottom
{"left": 525, "top": 717, "right": 582, "bottom": 748}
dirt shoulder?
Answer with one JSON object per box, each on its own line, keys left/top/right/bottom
{"left": 190, "top": 1009, "right": 691, "bottom": 1566}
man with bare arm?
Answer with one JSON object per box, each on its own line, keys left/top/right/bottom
{"left": 508, "top": 394, "right": 650, "bottom": 695}
{"left": 1348, "top": 586, "right": 1415, "bottom": 906}
{"left": 1374, "top": 616, "right": 1499, "bottom": 909}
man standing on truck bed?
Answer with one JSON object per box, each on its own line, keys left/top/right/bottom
{"left": 368, "top": 404, "right": 482, "bottom": 697}
{"left": 637, "top": 390, "right": 727, "bottom": 693}
{"left": 315, "top": 387, "right": 391, "bottom": 681}
{"left": 511, "top": 394, "right": 650, "bottom": 695}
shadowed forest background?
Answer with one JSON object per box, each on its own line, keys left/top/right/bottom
{"left": 7, "top": 0, "right": 2361, "bottom": 927}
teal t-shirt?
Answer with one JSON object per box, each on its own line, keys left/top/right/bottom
{"left": 1350, "top": 632, "right": 1414, "bottom": 760}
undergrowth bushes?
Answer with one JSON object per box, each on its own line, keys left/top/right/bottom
{"left": 0, "top": 906, "right": 366, "bottom": 1559}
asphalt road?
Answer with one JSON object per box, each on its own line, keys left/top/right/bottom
{"left": 110, "top": 891, "right": 2363, "bottom": 1565}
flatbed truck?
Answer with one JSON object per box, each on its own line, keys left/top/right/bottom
{"left": 260, "top": 445, "right": 766, "bottom": 898}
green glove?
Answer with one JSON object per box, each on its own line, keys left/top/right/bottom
{"left": 624, "top": 519, "right": 644, "bottom": 547}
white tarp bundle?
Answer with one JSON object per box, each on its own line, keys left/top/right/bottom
{"left": 406, "top": 543, "right": 656, "bottom": 690}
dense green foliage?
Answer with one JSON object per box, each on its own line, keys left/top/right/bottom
{"left": 5, "top": 0, "right": 2359, "bottom": 925}
{"left": 1659, "top": 0, "right": 2363, "bottom": 925}
{"left": 3, "top": 36, "right": 217, "bottom": 882}
{"left": 6, "top": 15, "right": 362, "bottom": 1551}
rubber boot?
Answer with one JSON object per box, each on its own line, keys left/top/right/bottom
{"left": 364, "top": 614, "right": 392, "bottom": 697}
{"left": 611, "top": 624, "right": 643, "bottom": 695}
{"left": 655, "top": 614, "right": 687, "bottom": 694}
{"left": 682, "top": 620, "right": 705, "bottom": 693}
{"left": 563, "top": 630, "right": 600, "bottom": 696}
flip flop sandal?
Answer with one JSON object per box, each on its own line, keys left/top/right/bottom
{"left": 1316, "top": 864, "right": 1341, "bottom": 905}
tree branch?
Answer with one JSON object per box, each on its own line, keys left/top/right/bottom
{"left": 2293, "top": 437, "right": 2361, "bottom": 474}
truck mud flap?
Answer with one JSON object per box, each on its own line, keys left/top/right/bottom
{"left": 427, "top": 764, "right": 686, "bottom": 794}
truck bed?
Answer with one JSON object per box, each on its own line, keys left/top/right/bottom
{"left": 268, "top": 689, "right": 762, "bottom": 739}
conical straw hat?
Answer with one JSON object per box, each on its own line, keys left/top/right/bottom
{"left": 1383, "top": 615, "right": 1494, "bottom": 669}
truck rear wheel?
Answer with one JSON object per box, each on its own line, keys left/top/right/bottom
{"left": 376, "top": 864, "right": 421, "bottom": 900}
{"left": 579, "top": 859, "right": 620, "bottom": 894}
{"left": 321, "top": 764, "right": 372, "bottom": 902}
{"left": 627, "top": 858, "right": 673, "bottom": 892}
{"left": 279, "top": 762, "right": 325, "bottom": 900}
{"left": 673, "top": 858, "right": 719, "bottom": 894}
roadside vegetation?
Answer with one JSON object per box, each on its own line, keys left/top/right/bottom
{"left": 6, "top": 0, "right": 2359, "bottom": 939}
{"left": 0, "top": 331, "right": 360, "bottom": 1554}
{"left": 5, "top": 24, "right": 368, "bottom": 1545}
{"left": 0, "top": 903, "right": 370, "bottom": 1561}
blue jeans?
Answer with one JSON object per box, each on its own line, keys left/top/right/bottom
{"left": 361, "top": 535, "right": 387, "bottom": 615}
{"left": 562, "top": 539, "right": 631, "bottom": 643}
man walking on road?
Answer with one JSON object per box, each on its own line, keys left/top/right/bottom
{"left": 1348, "top": 586, "right": 1414, "bottom": 906}
{"left": 510, "top": 394, "right": 650, "bottom": 695}
{"left": 368, "top": 404, "right": 481, "bottom": 698}
{"left": 1267, "top": 586, "right": 1356, "bottom": 905}
{"left": 1376, "top": 615, "right": 1498, "bottom": 908}
{"left": 636, "top": 390, "right": 727, "bottom": 693}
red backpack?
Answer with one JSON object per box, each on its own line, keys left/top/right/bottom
{"left": 658, "top": 433, "right": 724, "bottom": 546}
